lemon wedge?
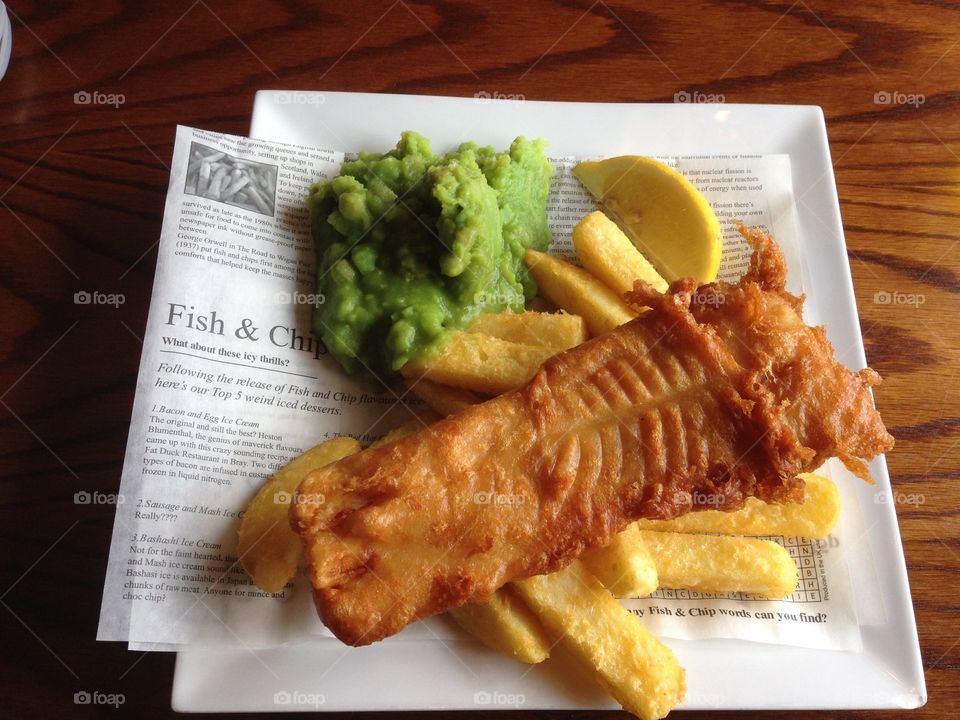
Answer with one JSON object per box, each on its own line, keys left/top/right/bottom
{"left": 573, "top": 156, "right": 722, "bottom": 283}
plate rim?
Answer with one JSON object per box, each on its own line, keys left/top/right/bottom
{"left": 169, "top": 91, "right": 925, "bottom": 712}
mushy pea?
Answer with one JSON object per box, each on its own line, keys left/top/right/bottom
{"left": 307, "top": 131, "right": 553, "bottom": 379}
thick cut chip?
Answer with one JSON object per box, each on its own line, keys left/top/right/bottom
{"left": 640, "top": 531, "right": 798, "bottom": 599}
{"left": 238, "top": 436, "right": 361, "bottom": 592}
{"left": 467, "top": 310, "right": 587, "bottom": 351}
{"left": 401, "top": 331, "right": 558, "bottom": 395}
{"left": 573, "top": 211, "right": 669, "bottom": 297}
{"left": 448, "top": 587, "right": 552, "bottom": 664}
{"left": 525, "top": 248, "right": 635, "bottom": 335}
{"left": 581, "top": 523, "right": 658, "bottom": 598}
{"left": 405, "top": 378, "right": 483, "bottom": 416}
{"left": 513, "top": 561, "right": 685, "bottom": 720}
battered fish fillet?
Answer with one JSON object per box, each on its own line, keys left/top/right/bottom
{"left": 291, "top": 230, "right": 893, "bottom": 646}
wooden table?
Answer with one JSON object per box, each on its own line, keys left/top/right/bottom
{"left": 1, "top": 1, "right": 956, "bottom": 718}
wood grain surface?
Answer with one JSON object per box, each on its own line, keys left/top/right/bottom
{"left": 1, "top": 1, "right": 957, "bottom": 718}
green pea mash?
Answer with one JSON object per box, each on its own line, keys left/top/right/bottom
{"left": 307, "top": 131, "right": 553, "bottom": 379}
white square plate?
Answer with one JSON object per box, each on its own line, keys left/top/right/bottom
{"left": 172, "top": 92, "right": 925, "bottom": 712}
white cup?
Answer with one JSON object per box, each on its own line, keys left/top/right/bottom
{"left": 0, "top": 3, "right": 11, "bottom": 82}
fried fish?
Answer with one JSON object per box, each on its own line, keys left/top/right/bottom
{"left": 291, "top": 230, "right": 893, "bottom": 645}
